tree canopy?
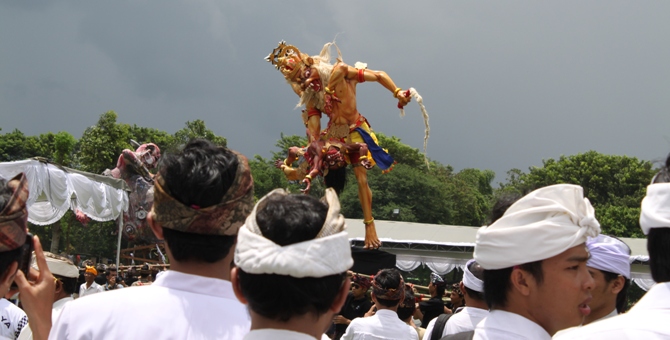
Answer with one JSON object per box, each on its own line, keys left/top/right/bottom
{"left": 0, "top": 114, "right": 659, "bottom": 261}
{"left": 497, "top": 151, "right": 657, "bottom": 237}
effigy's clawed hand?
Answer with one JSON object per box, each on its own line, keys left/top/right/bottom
{"left": 300, "top": 178, "right": 312, "bottom": 194}
{"left": 274, "top": 159, "right": 285, "bottom": 169}
{"left": 361, "top": 159, "right": 373, "bottom": 170}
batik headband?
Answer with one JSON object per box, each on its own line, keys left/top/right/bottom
{"left": 152, "top": 151, "right": 254, "bottom": 236}
{"left": 372, "top": 274, "right": 405, "bottom": 301}
{"left": 235, "top": 188, "right": 353, "bottom": 278}
{"left": 0, "top": 173, "right": 29, "bottom": 252}
{"left": 352, "top": 274, "right": 372, "bottom": 290}
{"left": 430, "top": 272, "right": 446, "bottom": 287}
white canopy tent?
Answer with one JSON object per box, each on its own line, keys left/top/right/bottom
{"left": 345, "top": 218, "right": 655, "bottom": 291}
{"left": 0, "top": 159, "right": 130, "bottom": 269}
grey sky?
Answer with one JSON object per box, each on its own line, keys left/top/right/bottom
{"left": 2, "top": 1, "right": 669, "bottom": 184}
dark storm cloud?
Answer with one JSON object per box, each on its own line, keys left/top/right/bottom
{"left": 1, "top": 1, "right": 670, "bottom": 183}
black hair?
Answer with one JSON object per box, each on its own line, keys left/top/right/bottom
{"left": 324, "top": 167, "right": 347, "bottom": 195}
{"left": 0, "top": 178, "right": 23, "bottom": 278}
{"left": 238, "top": 193, "right": 346, "bottom": 322}
{"left": 94, "top": 274, "right": 106, "bottom": 285}
{"left": 601, "top": 270, "right": 630, "bottom": 313}
{"left": 58, "top": 276, "right": 78, "bottom": 295}
{"left": 648, "top": 154, "right": 670, "bottom": 282}
{"left": 435, "top": 284, "right": 446, "bottom": 298}
{"left": 159, "top": 139, "right": 240, "bottom": 263}
{"left": 464, "top": 261, "right": 485, "bottom": 301}
{"left": 483, "top": 261, "right": 543, "bottom": 309}
{"left": 372, "top": 268, "right": 404, "bottom": 308}
{"left": 488, "top": 191, "right": 525, "bottom": 225}
{"left": 648, "top": 228, "right": 670, "bottom": 283}
{"left": 652, "top": 153, "right": 670, "bottom": 184}
{"left": 396, "top": 285, "right": 416, "bottom": 321}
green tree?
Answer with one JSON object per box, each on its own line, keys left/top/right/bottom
{"left": 76, "top": 111, "right": 132, "bottom": 174}
{"left": 172, "top": 120, "right": 227, "bottom": 150}
{"left": 497, "top": 151, "right": 656, "bottom": 237}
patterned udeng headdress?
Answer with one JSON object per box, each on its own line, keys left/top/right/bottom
{"left": 371, "top": 270, "right": 405, "bottom": 301}
{"left": 0, "top": 173, "right": 29, "bottom": 252}
{"left": 152, "top": 151, "right": 254, "bottom": 236}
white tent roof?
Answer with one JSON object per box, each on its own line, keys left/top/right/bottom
{"left": 0, "top": 159, "right": 129, "bottom": 225}
{"left": 345, "top": 218, "right": 654, "bottom": 289}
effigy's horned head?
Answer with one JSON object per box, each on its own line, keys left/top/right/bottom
{"left": 135, "top": 143, "right": 161, "bottom": 169}
{"left": 265, "top": 40, "right": 313, "bottom": 83}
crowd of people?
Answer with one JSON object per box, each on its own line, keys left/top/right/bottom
{"left": 0, "top": 138, "right": 668, "bottom": 339}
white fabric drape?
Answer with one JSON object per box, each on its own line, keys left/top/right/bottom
{"left": 632, "top": 278, "right": 656, "bottom": 291}
{"left": 396, "top": 259, "right": 421, "bottom": 272}
{"left": 0, "top": 160, "right": 128, "bottom": 225}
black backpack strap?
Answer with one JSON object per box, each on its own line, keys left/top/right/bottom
{"left": 430, "top": 313, "right": 453, "bottom": 340}
{"left": 440, "top": 330, "right": 475, "bottom": 340}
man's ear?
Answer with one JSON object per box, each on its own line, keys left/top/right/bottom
{"left": 230, "top": 267, "right": 248, "bottom": 305}
{"left": 610, "top": 275, "right": 626, "bottom": 295}
{"left": 459, "top": 281, "right": 466, "bottom": 298}
{"left": 329, "top": 277, "right": 351, "bottom": 313}
{"left": 147, "top": 212, "right": 164, "bottom": 240}
{"left": 510, "top": 267, "right": 533, "bottom": 297}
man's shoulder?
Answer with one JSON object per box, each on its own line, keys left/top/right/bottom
{"left": 554, "top": 310, "right": 670, "bottom": 339}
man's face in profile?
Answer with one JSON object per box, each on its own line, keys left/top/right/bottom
{"left": 525, "top": 244, "right": 594, "bottom": 335}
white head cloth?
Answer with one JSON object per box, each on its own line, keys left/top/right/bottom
{"left": 235, "top": 188, "right": 353, "bottom": 278}
{"left": 640, "top": 183, "right": 670, "bottom": 235}
{"left": 586, "top": 234, "right": 631, "bottom": 279}
{"left": 31, "top": 252, "right": 79, "bottom": 278}
{"left": 474, "top": 184, "right": 601, "bottom": 270}
{"left": 462, "top": 259, "right": 484, "bottom": 293}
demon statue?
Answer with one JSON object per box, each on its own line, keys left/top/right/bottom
{"left": 102, "top": 140, "right": 161, "bottom": 243}
{"left": 267, "top": 41, "right": 430, "bottom": 249}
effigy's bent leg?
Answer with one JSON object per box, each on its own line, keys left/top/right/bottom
{"left": 352, "top": 165, "right": 381, "bottom": 249}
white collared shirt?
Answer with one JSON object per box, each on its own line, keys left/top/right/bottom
{"left": 17, "top": 297, "right": 74, "bottom": 340}
{"left": 552, "top": 282, "right": 670, "bottom": 340}
{"left": 51, "top": 270, "right": 250, "bottom": 340}
{"left": 422, "top": 307, "right": 489, "bottom": 340}
{"left": 0, "top": 298, "right": 27, "bottom": 340}
{"left": 244, "top": 329, "right": 325, "bottom": 340}
{"left": 341, "top": 309, "right": 419, "bottom": 340}
{"left": 77, "top": 281, "right": 103, "bottom": 298}
{"left": 474, "top": 310, "right": 551, "bottom": 340}
{"left": 553, "top": 308, "right": 618, "bottom": 338}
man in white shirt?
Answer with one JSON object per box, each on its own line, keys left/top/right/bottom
{"left": 77, "top": 266, "right": 103, "bottom": 298}
{"left": 18, "top": 252, "right": 79, "bottom": 340}
{"left": 573, "top": 234, "right": 631, "bottom": 330}
{"left": 232, "top": 188, "right": 354, "bottom": 340}
{"left": 423, "top": 259, "right": 488, "bottom": 339}
{"left": 555, "top": 159, "right": 670, "bottom": 339}
{"left": 50, "top": 139, "right": 255, "bottom": 339}
{"left": 342, "top": 268, "right": 419, "bottom": 340}
{"left": 472, "top": 184, "right": 598, "bottom": 339}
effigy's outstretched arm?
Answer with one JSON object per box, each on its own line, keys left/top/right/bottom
{"left": 329, "top": 64, "right": 412, "bottom": 107}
